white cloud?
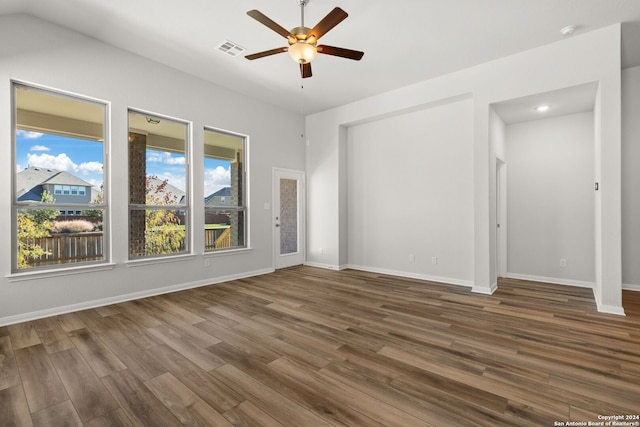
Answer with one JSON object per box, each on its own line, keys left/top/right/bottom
{"left": 88, "top": 179, "right": 104, "bottom": 191}
{"left": 27, "top": 153, "right": 104, "bottom": 177}
{"left": 17, "top": 130, "right": 44, "bottom": 139}
{"left": 30, "top": 145, "right": 50, "bottom": 152}
{"left": 204, "top": 166, "right": 230, "bottom": 196}
{"left": 27, "top": 152, "right": 77, "bottom": 172}
{"left": 78, "top": 161, "right": 103, "bottom": 175}
{"left": 147, "top": 151, "right": 185, "bottom": 165}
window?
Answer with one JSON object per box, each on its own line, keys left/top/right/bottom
{"left": 204, "top": 128, "right": 246, "bottom": 251}
{"left": 12, "top": 83, "right": 107, "bottom": 271}
{"left": 128, "top": 110, "right": 189, "bottom": 259}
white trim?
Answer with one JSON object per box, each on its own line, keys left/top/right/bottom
{"left": 623, "top": 283, "right": 640, "bottom": 292}
{"left": 304, "top": 261, "right": 342, "bottom": 270}
{"left": 345, "top": 264, "right": 474, "bottom": 288}
{"left": 126, "top": 254, "right": 197, "bottom": 267}
{"left": 273, "top": 168, "right": 306, "bottom": 270}
{"left": 506, "top": 272, "right": 594, "bottom": 288}
{"left": 590, "top": 283, "right": 629, "bottom": 316}
{"left": 473, "top": 281, "right": 498, "bottom": 295}
{"left": 204, "top": 248, "right": 253, "bottom": 258}
{"left": 6, "top": 263, "right": 117, "bottom": 282}
{"left": 0, "top": 267, "right": 274, "bottom": 327}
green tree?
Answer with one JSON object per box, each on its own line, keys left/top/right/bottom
{"left": 85, "top": 192, "right": 103, "bottom": 219}
{"left": 144, "top": 177, "right": 185, "bottom": 255}
{"left": 30, "top": 190, "right": 59, "bottom": 223}
{"left": 17, "top": 191, "right": 62, "bottom": 268}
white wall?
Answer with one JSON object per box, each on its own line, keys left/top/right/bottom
{"left": 0, "top": 15, "right": 305, "bottom": 325}
{"left": 622, "top": 66, "right": 640, "bottom": 289}
{"left": 346, "top": 99, "right": 474, "bottom": 285}
{"left": 306, "top": 23, "right": 622, "bottom": 312}
{"left": 506, "top": 113, "right": 595, "bottom": 286}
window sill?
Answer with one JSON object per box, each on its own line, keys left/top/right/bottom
{"left": 204, "top": 247, "right": 253, "bottom": 258}
{"left": 126, "top": 253, "right": 197, "bottom": 268}
{"left": 6, "top": 262, "right": 117, "bottom": 282}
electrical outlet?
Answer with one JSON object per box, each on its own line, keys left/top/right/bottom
{"left": 432, "top": 256, "right": 438, "bottom": 265}
{"left": 560, "top": 259, "right": 567, "bottom": 268}
{"left": 409, "top": 254, "right": 415, "bottom": 262}
{"left": 319, "top": 247, "right": 323, "bottom": 255}
{"left": 204, "top": 258, "right": 211, "bottom": 267}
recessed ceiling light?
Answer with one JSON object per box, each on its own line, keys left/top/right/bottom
{"left": 535, "top": 105, "right": 550, "bottom": 112}
{"left": 560, "top": 25, "right": 576, "bottom": 37}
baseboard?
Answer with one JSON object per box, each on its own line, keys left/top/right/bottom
{"left": 588, "top": 282, "right": 626, "bottom": 316}
{"left": 506, "top": 273, "right": 594, "bottom": 289}
{"left": 345, "top": 264, "right": 473, "bottom": 288}
{"left": 0, "top": 268, "right": 275, "bottom": 327}
{"left": 623, "top": 283, "right": 640, "bottom": 292}
{"left": 472, "top": 281, "right": 497, "bottom": 295}
{"left": 304, "top": 261, "right": 342, "bottom": 270}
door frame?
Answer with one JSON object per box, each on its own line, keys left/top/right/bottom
{"left": 496, "top": 156, "right": 507, "bottom": 278}
{"left": 272, "top": 167, "right": 306, "bottom": 269}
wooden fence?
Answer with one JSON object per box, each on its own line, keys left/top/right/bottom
{"left": 204, "top": 227, "right": 231, "bottom": 250}
{"left": 25, "top": 232, "right": 104, "bottom": 266}
{"left": 23, "top": 227, "right": 233, "bottom": 267}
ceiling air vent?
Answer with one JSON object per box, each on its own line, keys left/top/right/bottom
{"left": 216, "top": 40, "right": 246, "bottom": 57}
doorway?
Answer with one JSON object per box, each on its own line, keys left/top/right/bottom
{"left": 273, "top": 168, "right": 305, "bottom": 269}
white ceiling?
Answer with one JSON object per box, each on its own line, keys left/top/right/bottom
{"left": 491, "top": 82, "right": 599, "bottom": 124}
{"left": 2, "top": 0, "right": 640, "bottom": 115}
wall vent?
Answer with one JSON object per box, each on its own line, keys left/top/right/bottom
{"left": 217, "top": 40, "right": 246, "bottom": 57}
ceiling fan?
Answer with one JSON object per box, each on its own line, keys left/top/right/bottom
{"left": 245, "top": 0, "right": 364, "bottom": 78}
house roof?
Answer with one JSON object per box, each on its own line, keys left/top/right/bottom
{"left": 205, "top": 187, "right": 231, "bottom": 207}
{"left": 16, "top": 167, "right": 95, "bottom": 202}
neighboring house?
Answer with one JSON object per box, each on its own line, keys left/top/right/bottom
{"left": 16, "top": 167, "right": 100, "bottom": 215}
{"left": 205, "top": 187, "right": 231, "bottom": 207}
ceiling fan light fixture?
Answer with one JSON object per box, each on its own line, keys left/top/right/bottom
{"left": 288, "top": 42, "right": 317, "bottom": 64}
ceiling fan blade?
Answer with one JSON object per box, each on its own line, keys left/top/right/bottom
{"left": 247, "top": 10, "right": 293, "bottom": 39}
{"left": 317, "top": 45, "right": 364, "bottom": 61}
{"left": 245, "top": 47, "right": 288, "bottom": 60}
{"left": 300, "top": 62, "right": 312, "bottom": 78}
{"left": 307, "top": 7, "right": 348, "bottom": 43}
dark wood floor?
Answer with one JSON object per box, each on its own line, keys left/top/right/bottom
{"left": 1, "top": 267, "right": 639, "bottom": 426}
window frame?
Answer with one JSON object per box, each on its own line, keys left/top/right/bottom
{"left": 11, "top": 81, "right": 110, "bottom": 273}
{"left": 203, "top": 126, "right": 248, "bottom": 253}
{"left": 127, "top": 108, "right": 191, "bottom": 261}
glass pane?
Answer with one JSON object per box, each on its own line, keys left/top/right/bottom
{"left": 15, "top": 86, "right": 104, "bottom": 207}
{"left": 280, "top": 178, "right": 298, "bottom": 255}
{"left": 203, "top": 129, "right": 244, "bottom": 208}
{"left": 129, "top": 208, "right": 186, "bottom": 258}
{"left": 17, "top": 208, "right": 104, "bottom": 269}
{"left": 204, "top": 128, "right": 245, "bottom": 252}
{"left": 14, "top": 84, "right": 107, "bottom": 272}
{"left": 204, "top": 209, "right": 245, "bottom": 250}
{"left": 128, "top": 110, "right": 188, "bottom": 259}
{"left": 128, "top": 111, "right": 187, "bottom": 206}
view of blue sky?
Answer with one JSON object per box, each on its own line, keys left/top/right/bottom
{"left": 16, "top": 130, "right": 232, "bottom": 197}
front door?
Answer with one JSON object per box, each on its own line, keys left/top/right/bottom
{"left": 273, "top": 168, "right": 305, "bottom": 269}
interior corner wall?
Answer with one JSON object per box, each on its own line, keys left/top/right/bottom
{"left": 306, "top": 23, "right": 622, "bottom": 311}
{"left": 506, "top": 112, "right": 595, "bottom": 285}
{"left": 346, "top": 98, "right": 474, "bottom": 285}
{"left": 0, "top": 14, "right": 305, "bottom": 324}
{"left": 622, "top": 66, "right": 640, "bottom": 289}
